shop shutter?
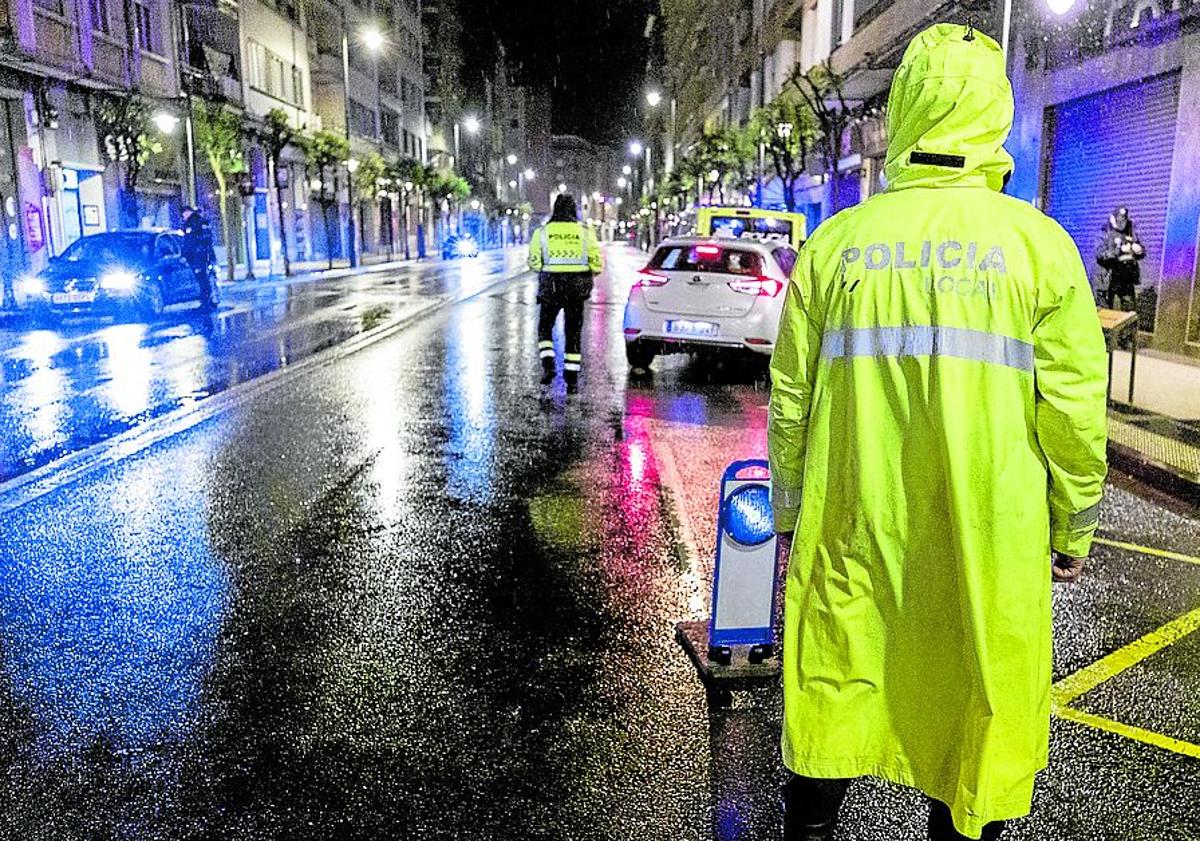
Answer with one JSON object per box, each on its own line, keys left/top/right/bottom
{"left": 1043, "top": 71, "right": 1180, "bottom": 332}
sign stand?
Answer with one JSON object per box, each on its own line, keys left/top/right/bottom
{"left": 676, "top": 459, "right": 782, "bottom": 707}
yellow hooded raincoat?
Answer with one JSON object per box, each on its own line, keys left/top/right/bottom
{"left": 768, "top": 24, "right": 1108, "bottom": 838}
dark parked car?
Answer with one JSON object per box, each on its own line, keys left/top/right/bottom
{"left": 15, "top": 230, "right": 218, "bottom": 323}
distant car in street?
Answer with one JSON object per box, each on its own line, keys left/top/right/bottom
{"left": 622, "top": 236, "right": 797, "bottom": 371}
{"left": 441, "top": 233, "right": 480, "bottom": 260}
{"left": 14, "top": 230, "right": 218, "bottom": 324}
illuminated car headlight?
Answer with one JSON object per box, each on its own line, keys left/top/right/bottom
{"left": 16, "top": 275, "right": 46, "bottom": 297}
{"left": 100, "top": 269, "right": 138, "bottom": 291}
{"left": 454, "top": 237, "right": 478, "bottom": 257}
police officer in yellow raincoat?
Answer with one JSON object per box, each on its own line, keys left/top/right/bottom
{"left": 528, "top": 193, "right": 603, "bottom": 388}
{"left": 768, "top": 24, "right": 1108, "bottom": 841}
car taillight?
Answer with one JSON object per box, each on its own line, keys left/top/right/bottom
{"left": 728, "top": 275, "right": 783, "bottom": 297}
{"left": 634, "top": 269, "right": 669, "bottom": 288}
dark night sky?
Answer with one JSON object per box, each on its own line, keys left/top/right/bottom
{"left": 458, "top": 0, "right": 657, "bottom": 147}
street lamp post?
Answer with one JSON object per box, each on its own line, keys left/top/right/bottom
{"left": 340, "top": 10, "right": 357, "bottom": 268}
{"left": 339, "top": 17, "right": 383, "bottom": 268}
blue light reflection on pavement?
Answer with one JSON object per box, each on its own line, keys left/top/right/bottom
{"left": 0, "top": 451, "right": 229, "bottom": 756}
{"left": 0, "top": 251, "right": 523, "bottom": 485}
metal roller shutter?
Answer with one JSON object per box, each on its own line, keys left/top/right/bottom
{"left": 1043, "top": 71, "right": 1180, "bottom": 332}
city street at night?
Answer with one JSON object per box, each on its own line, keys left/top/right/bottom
{"left": 1, "top": 245, "right": 1197, "bottom": 840}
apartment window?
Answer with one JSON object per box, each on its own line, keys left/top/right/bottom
{"left": 292, "top": 66, "right": 305, "bottom": 107}
{"left": 402, "top": 129, "right": 411, "bottom": 156}
{"left": 135, "top": 0, "right": 158, "bottom": 52}
{"left": 381, "top": 109, "right": 399, "bottom": 146}
{"left": 249, "top": 41, "right": 303, "bottom": 105}
{"left": 32, "top": 0, "right": 64, "bottom": 16}
{"left": 350, "top": 100, "right": 377, "bottom": 138}
{"left": 831, "top": 0, "right": 845, "bottom": 47}
{"left": 90, "top": 0, "right": 110, "bottom": 32}
{"left": 381, "top": 64, "right": 398, "bottom": 96}
{"left": 854, "top": 0, "right": 885, "bottom": 28}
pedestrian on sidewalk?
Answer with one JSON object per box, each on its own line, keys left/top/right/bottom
{"left": 1094, "top": 206, "right": 1145, "bottom": 312}
{"left": 527, "top": 193, "right": 602, "bottom": 389}
{"left": 768, "top": 23, "right": 1108, "bottom": 841}
{"left": 181, "top": 207, "right": 218, "bottom": 308}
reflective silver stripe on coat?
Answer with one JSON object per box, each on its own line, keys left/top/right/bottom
{"left": 1068, "top": 501, "right": 1101, "bottom": 530}
{"left": 540, "top": 225, "right": 592, "bottom": 268}
{"left": 821, "top": 326, "right": 1034, "bottom": 373}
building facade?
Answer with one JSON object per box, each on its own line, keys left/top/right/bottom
{"left": 1008, "top": 0, "right": 1200, "bottom": 362}
{"left": 0, "top": 0, "right": 428, "bottom": 292}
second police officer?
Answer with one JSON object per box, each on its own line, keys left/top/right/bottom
{"left": 528, "top": 193, "right": 603, "bottom": 389}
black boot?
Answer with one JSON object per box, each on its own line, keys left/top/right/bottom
{"left": 783, "top": 776, "right": 847, "bottom": 841}
{"left": 563, "top": 369, "right": 579, "bottom": 391}
{"left": 540, "top": 358, "right": 555, "bottom": 385}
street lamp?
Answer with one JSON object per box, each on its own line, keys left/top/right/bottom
{"left": 522, "top": 167, "right": 535, "bottom": 181}
{"left": 629, "top": 140, "right": 643, "bottom": 157}
{"left": 152, "top": 111, "right": 179, "bottom": 135}
{"left": 622, "top": 164, "right": 632, "bottom": 176}
{"left": 646, "top": 90, "right": 662, "bottom": 107}
{"left": 506, "top": 153, "right": 518, "bottom": 165}
{"left": 557, "top": 182, "right": 567, "bottom": 193}
{"left": 463, "top": 115, "right": 481, "bottom": 134}
{"left": 617, "top": 176, "right": 627, "bottom": 189}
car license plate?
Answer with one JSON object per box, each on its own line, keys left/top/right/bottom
{"left": 52, "top": 291, "right": 96, "bottom": 305}
{"left": 666, "top": 319, "right": 719, "bottom": 338}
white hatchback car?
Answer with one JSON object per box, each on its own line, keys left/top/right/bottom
{"left": 622, "top": 237, "right": 797, "bottom": 370}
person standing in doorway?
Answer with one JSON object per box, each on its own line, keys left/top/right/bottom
{"left": 1095, "top": 206, "right": 1144, "bottom": 312}
{"left": 527, "top": 194, "right": 602, "bottom": 389}
{"left": 768, "top": 24, "right": 1108, "bottom": 840}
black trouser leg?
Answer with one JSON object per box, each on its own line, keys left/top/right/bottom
{"left": 784, "top": 774, "right": 851, "bottom": 840}
{"left": 537, "top": 284, "right": 560, "bottom": 380}
{"left": 562, "top": 295, "right": 586, "bottom": 380}
{"left": 928, "top": 800, "right": 1005, "bottom": 841}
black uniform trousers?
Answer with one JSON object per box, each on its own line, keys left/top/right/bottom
{"left": 537, "top": 271, "right": 593, "bottom": 372}
{"left": 785, "top": 774, "right": 1006, "bottom": 840}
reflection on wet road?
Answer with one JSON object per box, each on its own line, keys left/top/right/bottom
{"left": 0, "top": 250, "right": 526, "bottom": 483}
{"left": 0, "top": 244, "right": 1196, "bottom": 839}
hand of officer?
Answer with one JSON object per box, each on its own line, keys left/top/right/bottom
{"left": 1051, "top": 551, "right": 1086, "bottom": 583}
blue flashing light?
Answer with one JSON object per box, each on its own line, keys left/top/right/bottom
{"left": 722, "top": 483, "right": 773, "bottom": 547}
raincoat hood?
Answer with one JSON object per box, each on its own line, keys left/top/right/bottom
{"left": 885, "top": 24, "right": 1014, "bottom": 192}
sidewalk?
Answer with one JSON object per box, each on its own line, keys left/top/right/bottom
{"left": 1107, "top": 349, "right": 1200, "bottom": 495}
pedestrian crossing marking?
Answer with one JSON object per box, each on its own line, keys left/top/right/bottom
{"left": 1052, "top": 605, "right": 1200, "bottom": 759}
{"left": 1092, "top": 536, "right": 1200, "bottom": 567}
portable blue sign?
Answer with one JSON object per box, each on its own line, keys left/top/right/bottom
{"left": 708, "top": 459, "right": 780, "bottom": 658}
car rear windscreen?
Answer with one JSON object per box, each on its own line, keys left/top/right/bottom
{"left": 649, "top": 245, "right": 763, "bottom": 276}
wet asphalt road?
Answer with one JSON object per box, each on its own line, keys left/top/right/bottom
{"left": 0, "top": 249, "right": 526, "bottom": 484}
{"left": 0, "top": 244, "right": 1198, "bottom": 840}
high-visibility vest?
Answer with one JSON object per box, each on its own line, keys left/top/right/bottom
{"left": 537, "top": 222, "right": 593, "bottom": 272}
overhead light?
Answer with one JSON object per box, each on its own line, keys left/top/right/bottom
{"left": 151, "top": 111, "right": 179, "bottom": 135}
{"left": 1046, "top": 0, "right": 1076, "bottom": 13}
{"left": 629, "top": 140, "right": 643, "bottom": 156}
{"left": 506, "top": 153, "right": 517, "bottom": 165}
{"left": 360, "top": 27, "right": 385, "bottom": 51}
{"left": 463, "top": 115, "right": 481, "bottom": 133}
{"left": 646, "top": 90, "right": 662, "bottom": 107}
{"left": 622, "top": 164, "right": 632, "bottom": 175}
{"left": 557, "top": 182, "right": 567, "bottom": 192}
{"left": 522, "top": 167, "right": 535, "bottom": 180}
